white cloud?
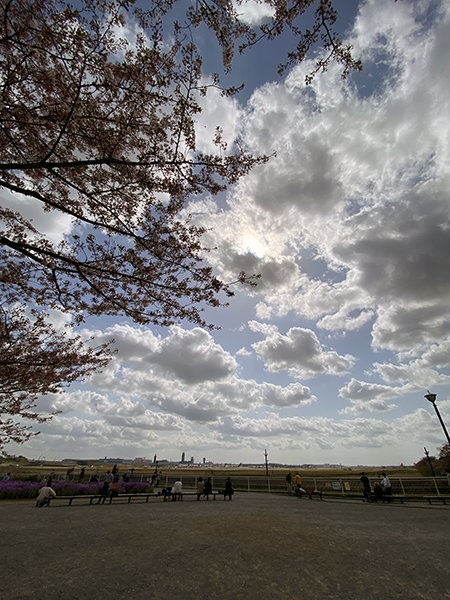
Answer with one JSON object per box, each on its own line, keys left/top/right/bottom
{"left": 0, "top": 188, "right": 73, "bottom": 244}
{"left": 251, "top": 324, "right": 355, "bottom": 378}
{"left": 232, "top": 0, "right": 274, "bottom": 25}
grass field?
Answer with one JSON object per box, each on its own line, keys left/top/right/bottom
{"left": 0, "top": 461, "right": 421, "bottom": 480}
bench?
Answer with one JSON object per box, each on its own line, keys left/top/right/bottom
{"left": 46, "top": 490, "right": 221, "bottom": 506}
{"left": 46, "top": 492, "right": 160, "bottom": 506}
{"left": 381, "top": 495, "right": 450, "bottom": 505}
{"left": 361, "top": 494, "right": 450, "bottom": 505}
{"left": 165, "top": 491, "right": 219, "bottom": 501}
{"left": 424, "top": 496, "right": 449, "bottom": 505}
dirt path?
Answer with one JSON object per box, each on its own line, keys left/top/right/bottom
{"left": 2, "top": 493, "right": 449, "bottom": 599}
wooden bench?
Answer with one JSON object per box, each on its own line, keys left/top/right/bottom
{"left": 364, "top": 494, "right": 450, "bottom": 505}
{"left": 383, "top": 495, "right": 450, "bottom": 505}
{"left": 424, "top": 496, "right": 449, "bottom": 505}
{"left": 46, "top": 492, "right": 160, "bottom": 506}
{"left": 167, "top": 491, "right": 219, "bottom": 501}
{"left": 46, "top": 490, "right": 223, "bottom": 506}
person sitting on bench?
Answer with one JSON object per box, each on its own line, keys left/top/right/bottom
{"left": 171, "top": 479, "right": 182, "bottom": 501}
{"left": 36, "top": 485, "right": 56, "bottom": 508}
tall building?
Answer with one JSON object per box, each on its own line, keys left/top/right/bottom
{"left": 181, "top": 452, "right": 185, "bottom": 463}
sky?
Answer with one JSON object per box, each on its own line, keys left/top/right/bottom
{"left": 5, "top": 0, "right": 450, "bottom": 466}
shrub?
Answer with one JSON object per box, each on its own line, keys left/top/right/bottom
{"left": 0, "top": 479, "right": 153, "bottom": 499}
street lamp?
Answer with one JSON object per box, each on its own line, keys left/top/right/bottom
{"left": 424, "top": 391, "right": 450, "bottom": 445}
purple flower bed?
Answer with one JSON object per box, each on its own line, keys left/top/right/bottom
{"left": 0, "top": 480, "right": 154, "bottom": 500}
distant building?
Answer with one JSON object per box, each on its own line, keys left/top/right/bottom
{"left": 181, "top": 452, "right": 185, "bottom": 463}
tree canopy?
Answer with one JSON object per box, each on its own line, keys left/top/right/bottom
{"left": 0, "top": 0, "right": 361, "bottom": 450}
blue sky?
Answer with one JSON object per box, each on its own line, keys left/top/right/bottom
{"left": 6, "top": 0, "right": 450, "bottom": 466}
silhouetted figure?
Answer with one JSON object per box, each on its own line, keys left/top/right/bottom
{"left": 224, "top": 477, "right": 234, "bottom": 500}
{"left": 373, "top": 482, "right": 384, "bottom": 502}
{"left": 97, "top": 481, "right": 110, "bottom": 504}
{"left": 203, "top": 477, "right": 213, "bottom": 500}
{"left": 285, "top": 472, "right": 292, "bottom": 495}
{"left": 360, "top": 472, "right": 371, "bottom": 502}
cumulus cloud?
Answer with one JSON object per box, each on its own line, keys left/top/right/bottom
{"left": 89, "top": 324, "right": 237, "bottom": 384}
{"left": 0, "top": 188, "right": 73, "bottom": 244}
{"left": 251, "top": 323, "right": 355, "bottom": 378}
{"left": 338, "top": 378, "right": 399, "bottom": 414}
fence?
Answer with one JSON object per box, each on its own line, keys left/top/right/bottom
{"left": 154, "top": 475, "right": 449, "bottom": 497}
{"left": 3, "top": 471, "right": 449, "bottom": 497}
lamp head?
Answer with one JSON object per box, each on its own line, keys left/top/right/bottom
{"left": 424, "top": 391, "right": 437, "bottom": 404}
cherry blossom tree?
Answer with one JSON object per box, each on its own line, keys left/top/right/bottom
{"left": 0, "top": 305, "right": 113, "bottom": 451}
{"left": 0, "top": 0, "right": 360, "bottom": 447}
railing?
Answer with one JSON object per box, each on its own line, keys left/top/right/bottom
{"left": 159, "top": 475, "right": 449, "bottom": 497}
{"left": 3, "top": 471, "right": 449, "bottom": 498}
{"left": 152, "top": 475, "right": 449, "bottom": 498}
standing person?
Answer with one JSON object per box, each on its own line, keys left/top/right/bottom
{"left": 196, "top": 477, "right": 204, "bottom": 501}
{"left": 3, "top": 472, "right": 10, "bottom": 481}
{"left": 203, "top": 477, "right": 213, "bottom": 500}
{"left": 285, "top": 472, "right": 292, "bottom": 495}
{"left": 36, "top": 484, "right": 56, "bottom": 507}
{"left": 224, "top": 477, "right": 234, "bottom": 500}
{"left": 112, "top": 464, "right": 119, "bottom": 483}
{"left": 380, "top": 472, "right": 392, "bottom": 502}
{"left": 78, "top": 467, "right": 85, "bottom": 483}
{"left": 360, "top": 472, "right": 371, "bottom": 502}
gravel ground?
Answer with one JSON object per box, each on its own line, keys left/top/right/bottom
{"left": 2, "top": 493, "right": 449, "bottom": 600}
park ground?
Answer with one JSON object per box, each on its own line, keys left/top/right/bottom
{"left": 1, "top": 492, "right": 449, "bottom": 600}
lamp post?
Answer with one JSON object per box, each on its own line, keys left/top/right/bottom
{"left": 423, "top": 447, "right": 436, "bottom": 477}
{"left": 424, "top": 391, "right": 450, "bottom": 445}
